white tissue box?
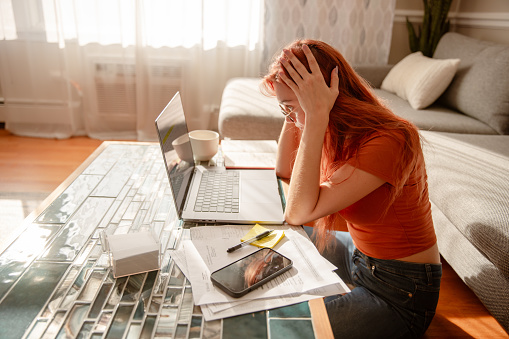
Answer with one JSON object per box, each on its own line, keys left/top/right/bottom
{"left": 104, "top": 231, "right": 160, "bottom": 278}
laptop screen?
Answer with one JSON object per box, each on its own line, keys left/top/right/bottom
{"left": 155, "top": 92, "right": 195, "bottom": 215}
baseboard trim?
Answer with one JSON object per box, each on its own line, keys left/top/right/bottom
{"left": 0, "top": 105, "right": 5, "bottom": 124}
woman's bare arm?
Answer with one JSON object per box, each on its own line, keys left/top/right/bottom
{"left": 276, "top": 120, "right": 300, "bottom": 179}
{"left": 286, "top": 164, "right": 385, "bottom": 225}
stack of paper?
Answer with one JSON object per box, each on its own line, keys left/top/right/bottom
{"left": 169, "top": 225, "right": 350, "bottom": 321}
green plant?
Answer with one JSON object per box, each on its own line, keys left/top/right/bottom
{"left": 406, "top": 0, "right": 453, "bottom": 57}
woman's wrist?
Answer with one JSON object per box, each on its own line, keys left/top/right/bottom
{"left": 303, "top": 115, "right": 329, "bottom": 136}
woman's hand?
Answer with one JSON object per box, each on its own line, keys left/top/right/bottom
{"left": 278, "top": 44, "right": 339, "bottom": 127}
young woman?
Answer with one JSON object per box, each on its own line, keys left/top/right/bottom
{"left": 262, "top": 40, "right": 442, "bottom": 338}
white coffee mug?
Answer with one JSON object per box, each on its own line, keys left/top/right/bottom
{"left": 188, "top": 130, "right": 219, "bottom": 161}
{"left": 171, "top": 133, "right": 194, "bottom": 163}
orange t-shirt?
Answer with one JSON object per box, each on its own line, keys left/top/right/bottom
{"left": 339, "top": 132, "right": 436, "bottom": 259}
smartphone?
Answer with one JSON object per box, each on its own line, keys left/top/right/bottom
{"left": 210, "top": 248, "right": 293, "bottom": 298}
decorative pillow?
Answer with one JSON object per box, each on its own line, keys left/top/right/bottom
{"left": 381, "top": 52, "right": 460, "bottom": 110}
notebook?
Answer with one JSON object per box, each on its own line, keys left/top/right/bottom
{"left": 155, "top": 92, "right": 285, "bottom": 224}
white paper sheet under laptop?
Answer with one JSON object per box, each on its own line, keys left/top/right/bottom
{"left": 155, "top": 92, "right": 285, "bottom": 224}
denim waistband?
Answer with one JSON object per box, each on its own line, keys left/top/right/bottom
{"left": 353, "top": 249, "right": 442, "bottom": 279}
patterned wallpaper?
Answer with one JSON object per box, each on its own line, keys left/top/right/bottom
{"left": 262, "top": 0, "right": 396, "bottom": 72}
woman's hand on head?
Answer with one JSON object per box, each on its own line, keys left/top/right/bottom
{"left": 278, "top": 44, "right": 339, "bottom": 127}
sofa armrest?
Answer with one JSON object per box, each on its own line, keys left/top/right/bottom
{"left": 353, "top": 65, "right": 393, "bottom": 88}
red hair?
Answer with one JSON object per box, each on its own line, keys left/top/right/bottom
{"left": 262, "top": 40, "right": 426, "bottom": 252}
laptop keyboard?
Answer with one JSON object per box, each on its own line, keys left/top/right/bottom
{"left": 194, "top": 171, "right": 240, "bottom": 213}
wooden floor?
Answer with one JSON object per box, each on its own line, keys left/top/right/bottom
{"left": 0, "top": 129, "right": 507, "bottom": 338}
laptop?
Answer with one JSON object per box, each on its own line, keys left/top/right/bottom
{"left": 155, "top": 92, "right": 285, "bottom": 224}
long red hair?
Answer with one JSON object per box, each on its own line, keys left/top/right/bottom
{"left": 261, "top": 40, "right": 425, "bottom": 252}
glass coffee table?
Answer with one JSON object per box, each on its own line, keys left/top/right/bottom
{"left": 0, "top": 142, "right": 332, "bottom": 339}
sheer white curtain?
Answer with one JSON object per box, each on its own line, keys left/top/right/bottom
{"left": 0, "top": 0, "right": 263, "bottom": 140}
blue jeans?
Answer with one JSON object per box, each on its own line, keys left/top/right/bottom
{"left": 305, "top": 227, "right": 442, "bottom": 339}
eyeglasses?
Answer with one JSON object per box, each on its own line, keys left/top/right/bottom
{"left": 279, "top": 104, "right": 296, "bottom": 123}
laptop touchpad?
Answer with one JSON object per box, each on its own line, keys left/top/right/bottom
{"left": 241, "top": 179, "right": 281, "bottom": 204}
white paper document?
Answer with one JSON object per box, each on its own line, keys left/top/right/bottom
{"left": 221, "top": 140, "right": 278, "bottom": 169}
{"left": 168, "top": 225, "right": 350, "bottom": 321}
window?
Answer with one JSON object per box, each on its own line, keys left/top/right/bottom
{"left": 1, "top": 0, "right": 261, "bottom": 50}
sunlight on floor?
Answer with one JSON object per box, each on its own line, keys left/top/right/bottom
{"left": 447, "top": 315, "right": 508, "bottom": 337}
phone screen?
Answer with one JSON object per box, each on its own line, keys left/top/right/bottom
{"left": 210, "top": 248, "right": 293, "bottom": 298}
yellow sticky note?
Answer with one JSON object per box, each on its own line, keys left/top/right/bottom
{"left": 241, "top": 224, "right": 285, "bottom": 249}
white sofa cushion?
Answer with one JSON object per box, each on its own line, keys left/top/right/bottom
{"left": 381, "top": 52, "right": 460, "bottom": 110}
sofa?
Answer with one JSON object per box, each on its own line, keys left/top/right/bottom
{"left": 217, "top": 32, "right": 509, "bottom": 331}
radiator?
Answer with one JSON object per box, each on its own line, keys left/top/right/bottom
{"left": 90, "top": 57, "right": 188, "bottom": 118}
